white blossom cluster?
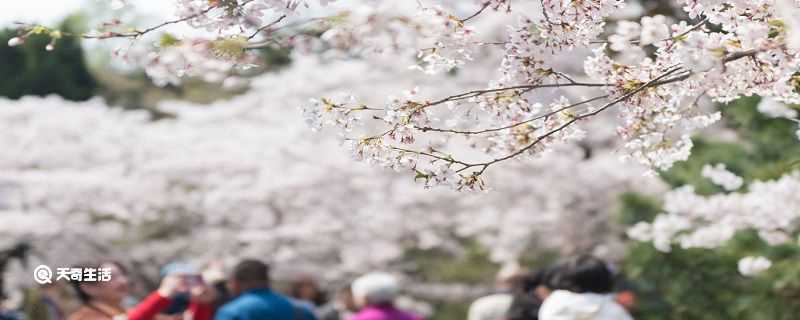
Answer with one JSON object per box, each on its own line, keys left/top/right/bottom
{"left": 738, "top": 256, "right": 773, "bottom": 276}
{"left": 174, "top": 0, "right": 335, "bottom": 33}
{"left": 628, "top": 170, "right": 800, "bottom": 273}
{"left": 701, "top": 163, "right": 744, "bottom": 191}
{"left": 756, "top": 97, "right": 800, "bottom": 139}
{"left": 142, "top": 39, "right": 246, "bottom": 87}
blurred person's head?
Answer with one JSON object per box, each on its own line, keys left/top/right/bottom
{"left": 533, "top": 264, "right": 568, "bottom": 300}
{"left": 227, "top": 259, "right": 270, "bottom": 296}
{"left": 71, "top": 260, "right": 130, "bottom": 306}
{"left": 557, "top": 255, "right": 614, "bottom": 294}
{"left": 159, "top": 262, "right": 201, "bottom": 315}
{"left": 495, "top": 262, "right": 527, "bottom": 291}
{"left": 202, "top": 261, "right": 230, "bottom": 309}
{"left": 289, "top": 274, "right": 326, "bottom": 306}
{"left": 335, "top": 284, "right": 357, "bottom": 312}
{"left": 351, "top": 272, "right": 398, "bottom": 308}
{"left": 506, "top": 268, "right": 545, "bottom": 320}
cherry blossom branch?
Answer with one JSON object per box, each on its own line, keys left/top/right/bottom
{"left": 664, "top": 17, "right": 709, "bottom": 50}
{"left": 342, "top": 63, "right": 692, "bottom": 180}
{"left": 422, "top": 81, "right": 612, "bottom": 108}
{"left": 723, "top": 49, "right": 760, "bottom": 63}
{"left": 416, "top": 94, "right": 610, "bottom": 135}
{"left": 245, "top": 15, "right": 342, "bottom": 49}
{"left": 459, "top": 3, "right": 491, "bottom": 23}
{"left": 389, "top": 146, "right": 473, "bottom": 167}
{"left": 590, "top": 16, "right": 709, "bottom": 46}
{"left": 462, "top": 66, "right": 686, "bottom": 171}
{"left": 365, "top": 66, "right": 686, "bottom": 180}
{"left": 81, "top": 5, "right": 220, "bottom": 39}
{"left": 248, "top": 14, "right": 288, "bottom": 39}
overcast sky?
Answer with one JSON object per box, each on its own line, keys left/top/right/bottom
{"left": 0, "top": 0, "right": 172, "bottom": 25}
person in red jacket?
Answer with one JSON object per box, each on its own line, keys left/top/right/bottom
{"left": 67, "top": 260, "right": 214, "bottom": 320}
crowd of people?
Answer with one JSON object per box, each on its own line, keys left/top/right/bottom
{"left": 476, "top": 255, "right": 635, "bottom": 320}
{"left": 0, "top": 255, "right": 634, "bottom": 320}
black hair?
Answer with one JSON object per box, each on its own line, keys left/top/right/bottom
{"left": 70, "top": 260, "right": 127, "bottom": 304}
{"left": 232, "top": 259, "right": 270, "bottom": 285}
{"left": 288, "top": 275, "right": 328, "bottom": 306}
{"left": 557, "top": 255, "right": 614, "bottom": 294}
{"left": 506, "top": 268, "right": 545, "bottom": 320}
{"left": 539, "top": 265, "right": 567, "bottom": 290}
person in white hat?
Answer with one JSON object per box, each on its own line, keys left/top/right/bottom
{"left": 350, "top": 272, "right": 422, "bottom": 320}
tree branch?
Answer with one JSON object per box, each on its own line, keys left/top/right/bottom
{"left": 248, "top": 14, "right": 288, "bottom": 40}
{"left": 81, "top": 5, "right": 219, "bottom": 40}
{"left": 470, "top": 67, "right": 684, "bottom": 169}
{"left": 460, "top": 3, "right": 491, "bottom": 23}
{"left": 417, "top": 94, "right": 610, "bottom": 135}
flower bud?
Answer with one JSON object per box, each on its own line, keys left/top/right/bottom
{"left": 7, "top": 37, "right": 24, "bottom": 47}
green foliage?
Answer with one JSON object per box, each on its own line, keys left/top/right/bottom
{"left": 429, "top": 302, "right": 469, "bottom": 320}
{"left": 260, "top": 46, "right": 292, "bottom": 68}
{"left": 95, "top": 44, "right": 291, "bottom": 113}
{"left": 621, "top": 97, "right": 800, "bottom": 319}
{"left": 625, "top": 230, "right": 800, "bottom": 320}
{"left": 406, "top": 240, "right": 558, "bottom": 320}
{"left": 0, "top": 18, "right": 97, "bottom": 101}
{"left": 407, "top": 239, "right": 558, "bottom": 284}
{"left": 406, "top": 240, "right": 499, "bottom": 284}
{"left": 617, "top": 192, "right": 663, "bottom": 226}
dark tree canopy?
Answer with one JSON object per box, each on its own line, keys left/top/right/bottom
{"left": 0, "top": 18, "right": 96, "bottom": 101}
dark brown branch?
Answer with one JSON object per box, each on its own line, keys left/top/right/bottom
{"left": 389, "top": 146, "right": 472, "bottom": 167}
{"left": 81, "top": 5, "right": 219, "bottom": 39}
{"left": 248, "top": 14, "right": 288, "bottom": 39}
{"left": 723, "top": 49, "right": 759, "bottom": 63}
{"left": 469, "top": 66, "right": 685, "bottom": 169}
{"left": 423, "top": 82, "right": 612, "bottom": 108}
{"left": 417, "top": 94, "right": 609, "bottom": 135}
{"left": 460, "top": 3, "right": 491, "bottom": 23}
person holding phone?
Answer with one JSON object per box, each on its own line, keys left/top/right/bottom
{"left": 68, "top": 260, "right": 214, "bottom": 320}
{"left": 129, "top": 263, "right": 215, "bottom": 320}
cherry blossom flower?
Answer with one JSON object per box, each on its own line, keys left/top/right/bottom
{"left": 738, "top": 256, "right": 772, "bottom": 276}
{"left": 702, "top": 163, "right": 744, "bottom": 191}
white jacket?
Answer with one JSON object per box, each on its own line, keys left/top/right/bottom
{"left": 538, "top": 290, "right": 633, "bottom": 320}
{"left": 467, "top": 293, "right": 513, "bottom": 320}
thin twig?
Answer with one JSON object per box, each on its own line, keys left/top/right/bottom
{"left": 423, "top": 82, "right": 612, "bottom": 108}
{"left": 417, "top": 94, "right": 609, "bottom": 135}
{"left": 81, "top": 5, "right": 219, "bottom": 39}
{"left": 460, "top": 3, "right": 491, "bottom": 23}
{"left": 248, "top": 14, "right": 288, "bottom": 39}
{"left": 468, "top": 66, "right": 684, "bottom": 169}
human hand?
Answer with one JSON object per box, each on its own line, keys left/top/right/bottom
{"left": 157, "top": 274, "right": 188, "bottom": 298}
{"left": 189, "top": 282, "right": 216, "bottom": 304}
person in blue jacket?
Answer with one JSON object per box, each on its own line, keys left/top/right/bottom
{"left": 214, "top": 259, "right": 317, "bottom": 320}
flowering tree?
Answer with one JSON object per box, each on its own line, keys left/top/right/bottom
{"left": 10, "top": 0, "right": 799, "bottom": 180}
{"left": 619, "top": 97, "right": 800, "bottom": 319}
{"left": 0, "top": 54, "right": 661, "bottom": 294}
{"left": 628, "top": 96, "right": 800, "bottom": 276}
{"left": 6, "top": 0, "right": 800, "bottom": 276}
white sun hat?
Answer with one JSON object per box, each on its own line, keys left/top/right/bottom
{"left": 351, "top": 272, "right": 399, "bottom": 305}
